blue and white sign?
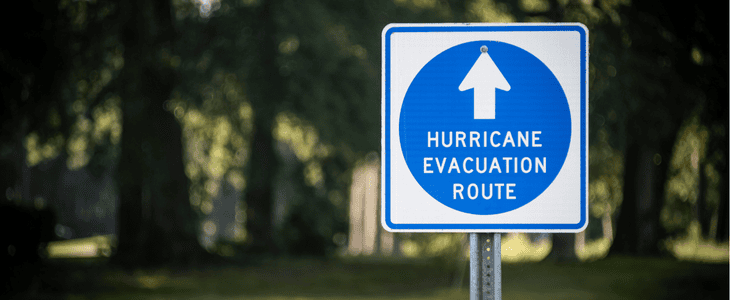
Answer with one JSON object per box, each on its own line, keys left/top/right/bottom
{"left": 381, "top": 23, "right": 588, "bottom": 232}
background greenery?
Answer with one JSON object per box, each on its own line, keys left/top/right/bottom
{"left": 1, "top": 0, "right": 727, "bottom": 298}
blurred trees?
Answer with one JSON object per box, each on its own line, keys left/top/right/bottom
{"left": 486, "top": 0, "right": 729, "bottom": 257}
{"left": 593, "top": 0, "right": 729, "bottom": 255}
{"left": 180, "top": 0, "right": 389, "bottom": 253}
{"left": 1, "top": 0, "right": 726, "bottom": 267}
{"left": 0, "top": 1, "right": 72, "bottom": 201}
{"left": 387, "top": 0, "right": 728, "bottom": 260}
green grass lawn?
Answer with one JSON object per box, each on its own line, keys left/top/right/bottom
{"left": 502, "top": 256, "right": 726, "bottom": 300}
{"left": 31, "top": 256, "right": 728, "bottom": 300}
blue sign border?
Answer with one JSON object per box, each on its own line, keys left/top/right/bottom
{"left": 382, "top": 24, "right": 588, "bottom": 232}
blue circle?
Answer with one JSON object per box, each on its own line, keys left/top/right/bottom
{"left": 399, "top": 41, "right": 571, "bottom": 215}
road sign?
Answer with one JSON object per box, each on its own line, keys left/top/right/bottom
{"left": 381, "top": 23, "right": 588, "bottom": 232}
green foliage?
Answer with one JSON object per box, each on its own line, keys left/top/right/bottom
{"left": 589, "top": 129, "right": 623, "bottom": 218}
{"left": 170, "top": 71, "right": 251, "bottom": 219}
{"left": 662, "top": 114, "right": 721, "bottom": 235}
{"left": 397, "top": 233, "right": 467, "bottom": 266}
{"left": 281, "top": 184, "right": 348, "bottom": 256}
{"left": 3, "top": 0, "right": 727, "bottom": 262}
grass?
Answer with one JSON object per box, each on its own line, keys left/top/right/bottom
{"left": 503, "top": 256, "right": 726, "bottom": 300}
{"left": 39, "top": 232, "right": 727, "bottom": 299}
{"left": 29, "top": 255, "right": 725, "bottom": 300}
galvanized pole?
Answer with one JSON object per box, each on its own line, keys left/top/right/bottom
{"left": 470, "top": 233, "right": 501, "bottom": 300}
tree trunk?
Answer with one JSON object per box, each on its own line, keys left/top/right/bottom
{"left": 546, "top": 233, "right": 577, "bottom": 262}
{"left": 116, "top": 95, "right": 202, "bottom": 267}
{"left": 242, "top": 0, "right": 282, "bottom": 254}
{"left": 610, "top": 137, "right": 673, "bottom": 256}
{"left": 716, "top": 161, "right": 729, "bottom": 242}
{"left": 696, "top": 161, "right": 711, "bottom": 238}
{"left": 244, "top": 114, "right": 279, "bottom": 253}
{"left": 610, "top": 141, "right": 639, "bottom": 255}
{"left": 602, "top": 211, "right": 614, "bottom": 241}
{"left": 114, "top": 0, "right": 203, "bottom": 268}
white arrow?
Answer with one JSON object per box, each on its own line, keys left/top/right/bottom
{"left": 458, "top": 46, "right": 511, "bottom": 120}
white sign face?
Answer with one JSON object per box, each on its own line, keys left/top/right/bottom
{"left": 381, "top": 23, "right": 588, "bottom": 232}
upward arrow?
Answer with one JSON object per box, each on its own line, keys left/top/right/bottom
{"left": 458, "top": 47, "right": 511, "bottom": 120}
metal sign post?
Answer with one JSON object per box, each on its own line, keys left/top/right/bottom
{"left": 470, "top": 233, "right": 501, "bottom": 300}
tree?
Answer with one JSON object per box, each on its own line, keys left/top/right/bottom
{"left": 196, "top": 0, "right": 395, "bottom": 253}
{"left": 238, "top": 0, "right": 284, "bottom": 253}
{"left": 2, "top": 0, "right": 213, "bottom": 267}
{"left": 113, "top": 0, "right": 207, "bottom": 266}
{"left": 0, "top": 0, "right": 72, "bottom": 201}
{"left": 602, "top": 0, "right": 729, "bottom": 255}
{"left": 483, "top": 0, "right": 728, "bottom": 258}
{"left": 0, "top": 0, "right": 208, "bottom": 268}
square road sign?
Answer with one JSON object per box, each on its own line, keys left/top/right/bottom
{"left": 381, "top": 23, "right": 588, "bottom": 232}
